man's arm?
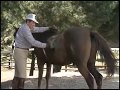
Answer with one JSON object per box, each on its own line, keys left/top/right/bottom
{"left": 32, "top": 27, "right": 49, "bottom": 33}
{"left": 22, "top": 26, "right": 47, "bottom": 48}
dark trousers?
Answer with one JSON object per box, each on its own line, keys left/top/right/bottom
{"left": 12, "top": 76, "right": 25, "bottom": 89}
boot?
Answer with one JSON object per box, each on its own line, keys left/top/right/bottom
{"left": 18, "top": 78, "right": 25, "bottom": 89}
{"left": 12, "top": 77, "right": 19, "bottom": 89}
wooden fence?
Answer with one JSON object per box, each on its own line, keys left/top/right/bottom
{"left": 1, "top": 47, "right": 119, "bottom": 69}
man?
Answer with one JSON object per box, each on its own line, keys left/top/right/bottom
{"left": 12, "top": 14, "right": 51, "bottom": 89}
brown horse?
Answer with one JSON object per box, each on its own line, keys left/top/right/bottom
{"left": 33, "top": 26, "right": 117, "bottom": 89}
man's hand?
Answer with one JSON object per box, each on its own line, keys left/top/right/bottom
{"left": 49, "top": 25, "right": 57, "bottom": 31}
{"left": 46, "top": 43, "right": 50, "bottom": 48}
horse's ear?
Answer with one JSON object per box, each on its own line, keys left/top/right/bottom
{"left": 13, "top": 27, "right": 19, "bottom": 38}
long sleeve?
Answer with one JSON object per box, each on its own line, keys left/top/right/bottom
{"left": 15, "top": 24, "right": 47, "bottom": 48}
{"left": 31, "top": 27, "right": 49, "bottom": 33}
{"left": 23, "top": 29, "right": 47, "bottom": 48}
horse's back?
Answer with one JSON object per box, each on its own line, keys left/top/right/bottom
{"left": 64, "top": 26, "right": 91, "bottom": 49}
{"left": 64, "top": 26, "right": 91, "bottom": 40}
{"left": 47, "top": 26, "right": 92, "bottom": 65}
{"left": 64, "top": 27, "right": 91, "bottom": 64}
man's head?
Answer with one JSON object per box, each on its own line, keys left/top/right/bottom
{"left": 26, "top": 14, "right": 38, "bottom": 29}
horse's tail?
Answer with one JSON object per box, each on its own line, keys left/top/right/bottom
{"left": 90, "top": 31, "right": 117, "bottom": 76}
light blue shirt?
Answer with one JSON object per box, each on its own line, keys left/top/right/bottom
{"left": 15, "top": 23, "right": 49, "bottom": 48}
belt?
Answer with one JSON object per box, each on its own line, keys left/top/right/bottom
{"left": 16, "top": 47, "right": 29, "bottom": 50}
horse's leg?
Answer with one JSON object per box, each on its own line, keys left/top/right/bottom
{"left": 37, "top": 62, "right": 44, "bottom": 88}
{"left": 65, "top": 65, "right": 67, "bottom": 72}
{"left": 75, "top": 38, "right": 94, "bottom": 89}
{"left": 87, "top": 39, "right": 103, "bottom": 89}
{"left": 45, "top": 63, "right": 51, "bottom": 89}
{"left": 76, "top": 63, "right": 94, "bottom": 89}
{"left": 87, "top": 62, "right": 103, "bottom": 89}
{"left": 53, "top": 65, "right": 61, "bottom": 73}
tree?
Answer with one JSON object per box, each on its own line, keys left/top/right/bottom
{"left": 1, "top": 1, "right": 119, "bottom": 49}
{"left": 71, "top": 1, "right": 119, "bottom": 44}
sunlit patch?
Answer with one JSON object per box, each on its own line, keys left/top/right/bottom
{"left": 112, "top": 80, "right": 119, "bottom": 82}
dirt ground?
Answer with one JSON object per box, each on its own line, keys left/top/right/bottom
{"left": 1, "top": 66, "right": 119, "bottom": 89}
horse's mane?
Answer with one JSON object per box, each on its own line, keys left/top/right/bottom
{"left": 32, "top": 28, "right": 57, "bottom": 43}
{"left": 13, "top": 27, "right": 57, "bottom": 43}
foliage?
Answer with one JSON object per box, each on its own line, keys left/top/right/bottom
{"left": 1, "top": 1, "right": 119, "bottom": 49}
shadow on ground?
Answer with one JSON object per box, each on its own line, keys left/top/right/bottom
{"left": 1, "top": 74, "right": 119, "bottom": 89}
